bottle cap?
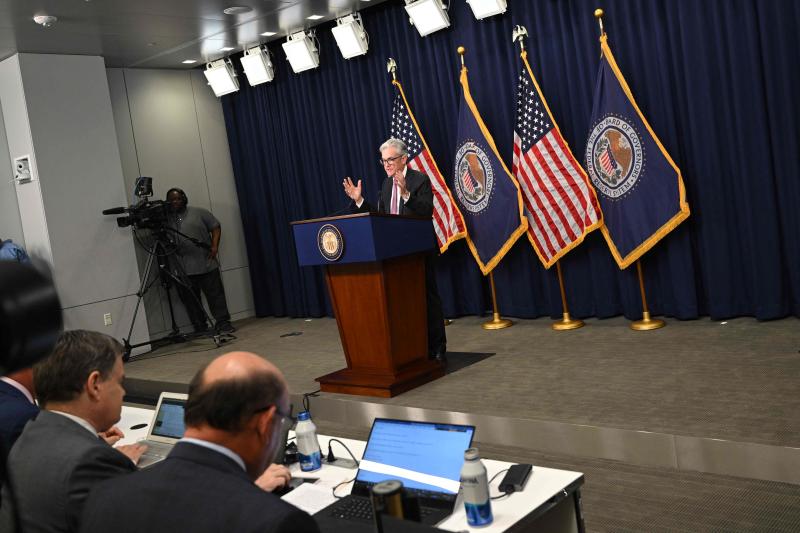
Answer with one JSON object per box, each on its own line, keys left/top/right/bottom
{"left": 297, "top": 411, "right": 311, "bottom": 421}
{"left": 464, "top": 447, "right": 480, "bottom": 461}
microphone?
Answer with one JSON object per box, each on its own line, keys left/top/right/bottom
{"left": 102, "top": 206, "right": 127, "bottom": 215}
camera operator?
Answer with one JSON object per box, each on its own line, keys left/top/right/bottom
{"left": 166, "top": 188, "right": 235, "bottom": 335}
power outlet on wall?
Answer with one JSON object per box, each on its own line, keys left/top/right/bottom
{"left": 103, "top": 313, "right": 112, "bottom": 326}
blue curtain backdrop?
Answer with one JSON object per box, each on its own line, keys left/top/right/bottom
{"left": 221, "top": 0, "right": 800, "bottom": 321}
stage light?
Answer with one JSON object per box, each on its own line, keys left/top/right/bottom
{"left": 282, "top": 31, "right": 320, "bottom": 73}
{"left": 405, "top": 0, "right": 450, "bottom": 37}
{"left": 331, "top": 14, "right": 369, "bottom": 59}
{"left": 240, "top": 45, "right": 274, "bottom": 86}
{"left": 466, "top": 0, "right": 507, "bottom": 20}
{"left": 203, "top": 59, "right": 239, "bottom": 97}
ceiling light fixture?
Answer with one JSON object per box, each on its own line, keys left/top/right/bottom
{"left": 306, "top": 14, "right": 324, "bottom": 20}
{"left": 219, "top": 46, "right": 235, "bottom": 52}
{"left": 240, "top": 45, "right": 275, "bottom": 86}
{"left": 331, "top": 14, "right": 369, "bottom": 59}
{"left": 404, "top": 0, "right": 450, "bottom": 36}
{"left": 282, "top": 31, "right": 319, "bottom": 73}
{"left": 261, "top": 31, "right": 277, "bottom": 37}
{"left": 33, "top": 15, "right": 58, "bottom": 27}
{"left": 466, "top": 0, "right": 507, "bottom": 20}
{"left": 204, "top": 59, "right": 239, "bottom": 97}
{"left": 223, "top": 6, "right": 252, "bottom": 15}
{"left": 182, "top": 59, "right": 198, "bottom": 64}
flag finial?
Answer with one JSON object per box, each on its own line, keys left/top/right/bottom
{"left": 457, "top": 46, "right": 466, "bottom": 67}
{"left": 594, "top": 8, "right": 605, "bottom": 38}
{"left": 386, "top": 58, "right": 397, "bottom": 80}
{"left": 512, "top": 25, "right": 528, "bottom": 52}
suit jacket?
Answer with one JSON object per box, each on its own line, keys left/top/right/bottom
{"left": 355, "top": 167, "right": 433, "bottom": 217}
{"left": 79, "top": 441, "right": 320, "bottom": 533}
{"left": 0, "top": 379, "right": 38, "bottom": 465}
{"left": 0, "top": 410, "right": 136, "bottom": 533}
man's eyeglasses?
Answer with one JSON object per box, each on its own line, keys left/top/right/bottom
{"left": 379, "top": 155, "right": 404, "bottom": 166}
{"left": 254, "top": 403, "right": 296, "bottom": 427}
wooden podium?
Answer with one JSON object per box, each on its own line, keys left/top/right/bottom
{"left": 292, "top": 212, "right": 444, "bottom": 397}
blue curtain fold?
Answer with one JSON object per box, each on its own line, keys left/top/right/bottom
{"left": 221, "top": 0, "right": 800, "bottom": 321}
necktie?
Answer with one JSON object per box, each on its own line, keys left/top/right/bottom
{"left": 391, "top": 183, "right": 400, "bottom": 215}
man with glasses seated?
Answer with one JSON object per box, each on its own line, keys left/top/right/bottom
{"left": 342, "top": 138, "right": 448, "bottom": 364}
{"left": 80, "top": 351, "right": 319, "bottom": 533}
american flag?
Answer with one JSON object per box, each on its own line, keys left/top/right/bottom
{"left": 461, "top": 169, "right": 476, "bottom": 194}
{"left": 391, "top": 84, "right": 466, "bottom": 252}
{"left": 599, "top": 145, "right": 617, "bottom": 175}
{"left": 512, "top": 54, "right": 602, "bottom": 268}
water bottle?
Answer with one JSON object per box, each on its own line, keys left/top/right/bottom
{"left": 295, "top": 411, "right": 322, "bottom": 472}
{"left": 460, "top": 447, "right": 493, "bottom": 527}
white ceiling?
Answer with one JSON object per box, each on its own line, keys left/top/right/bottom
{"left": 0, "top": 0, "right": 383, "bottom": 68}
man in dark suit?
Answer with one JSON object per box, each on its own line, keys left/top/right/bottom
{"left": 0, "top": 368, "right": 38, "bottom": 463}
{"left": 342, "top": 138, "right": 447, "bottom": 362}
{"left": 80, "top": 351, "right": 319, "bottom": 533}
{"left": 0, "top": 330, "right": 146, "bottom": 532}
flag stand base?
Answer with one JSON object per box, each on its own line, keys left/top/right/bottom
{"left": 483, "top": 313, "right": 513, "bottom": 330}
{"left": 444, "top": 319, "right": 453, "bottom": 326}
{"left": 552, "top": 313, "right": 584, "bottom": 331}
{"left": 630, "top": 311, "right": 665, "bottom": 331}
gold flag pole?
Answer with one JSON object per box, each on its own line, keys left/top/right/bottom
{"left": 630, "top": 260, "right": 665, "bottom": 330}
{"left": 391, "top": 57, "right": 451, "bottom": 326}
{"left": 594, "top": 8, "right": 606, "bottom": 37}
{"left": 511, "top": 26, "right": 583, "bottom": 332}
{"left": 552, "top": 261, "right": 584, "bottom": 330}
{"left": 483, "top": 272, "right": 513, "bottom": 330}
{"left": 456, "top": 45, "right": 511, "bottom": 331}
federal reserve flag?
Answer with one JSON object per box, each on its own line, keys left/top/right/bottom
{"left": 454, "top": 64, "right": 527, "bottom": 275}
{"left": 585, "top": 34, "right": 690, "bottom": 269}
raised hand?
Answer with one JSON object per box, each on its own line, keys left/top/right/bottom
{"left": 342, "top": 177, "right": 363, "bottom": 203}
{"left": 393, "top": 171, "right": 408, "bottom": 197}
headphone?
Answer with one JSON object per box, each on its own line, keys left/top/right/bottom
{"left": 165, "top": 187, "right": 188, "bottom": 204}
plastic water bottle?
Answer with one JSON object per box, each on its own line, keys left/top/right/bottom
{"left": 295, "top": 411, "right": 322, "bottom": 472}
{"left": 460, "top": 447, "right": 493, "bottom": 527}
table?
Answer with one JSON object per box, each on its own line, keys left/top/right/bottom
{"left": 118, "top": 406, "right": 584, "bottom": 532}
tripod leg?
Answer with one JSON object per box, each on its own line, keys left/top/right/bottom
{"left": 122, "top": 238, "right": 159, "bottom": 362}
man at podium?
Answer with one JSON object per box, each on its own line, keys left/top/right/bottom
{"left": 342, "top": 138, "right": 447, "bottom": 363}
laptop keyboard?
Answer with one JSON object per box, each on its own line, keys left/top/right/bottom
{"left": 329, "top": 497, "right": 437, "bottom": 522}
{"left": 137, "top": 441, "right": 174, "bottom": 467}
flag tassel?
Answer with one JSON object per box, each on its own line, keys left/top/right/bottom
{"left": 482, "top": 273, "right": 513, "bottom": 330}
{"left": 630, "top": 260, "right": 665, "bottom": 330}
{"left": 551, "top": 261, "right": 584, "bottom": 331}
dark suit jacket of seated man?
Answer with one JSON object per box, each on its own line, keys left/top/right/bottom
{"left": 0, "top": 331, "right": 144, "bottom": 533}
{"left": 343, "top": 137, "right": 447, "bottom": 360}
{"left": 80, "top": 351, "right": 319, "bottom": 533}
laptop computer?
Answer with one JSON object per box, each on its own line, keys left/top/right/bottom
{"left": 315, "top": 418, "right": 475, "bottom": 530}
{"left": 136, "top": 392, "right": 188, "bottom": 469}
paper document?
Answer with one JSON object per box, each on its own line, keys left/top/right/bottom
{"left": 281, "top": 482, "right": 337, "bottom": 515}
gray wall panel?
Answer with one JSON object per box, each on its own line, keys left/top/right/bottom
{"left": 190, "top": 70, "right": 248, "bottom": 271}
{"left": 18, "top": 54, "right": 140, "bottom": 309}
{"left": 0, "top": 96, "right": 23, "bottom": 244}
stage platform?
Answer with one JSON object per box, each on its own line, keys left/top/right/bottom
{"left": 123, "top": 315, "right": 800, "bottom": 532}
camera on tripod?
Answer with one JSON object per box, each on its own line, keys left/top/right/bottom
{"left": 102, "top": 177, "right": 169, "bottom": 230}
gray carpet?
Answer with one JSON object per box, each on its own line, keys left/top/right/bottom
{"left": 124, "top": 314, "right": 800, "bottom": 447}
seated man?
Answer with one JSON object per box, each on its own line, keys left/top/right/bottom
{"left": 80, "top": 351, "right": 319, "bottom": 533}
{"left": 0, "top": 368, "right": 38, "bottom": 463}
{"left": 0, "top": 330, "right": 145, "bottom": 531}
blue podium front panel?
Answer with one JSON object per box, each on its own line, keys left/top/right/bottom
{"left": 292, "top": 213, "right": 435, "bottom": 267}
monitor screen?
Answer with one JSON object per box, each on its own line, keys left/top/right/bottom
{"left": 152, "top": 398, "right": 187, "bottom": 439}
{"left": 356, "top": 419, "right": 475, "bottom": 494}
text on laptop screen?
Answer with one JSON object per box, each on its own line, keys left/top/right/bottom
{"left": 152, "top": 398, "right": 186, "bottom": 439}
{"left": 356, "top": 419, "right": 474, "bottom": 494}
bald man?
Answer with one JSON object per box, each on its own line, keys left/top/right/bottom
{"left": 80, "top": 352, "right": 319, "bottom": 533}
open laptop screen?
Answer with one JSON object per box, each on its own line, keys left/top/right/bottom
{"left": 151, "top": 398, "right": 187, "bottom": 439}
{"left": 355, "top": 419, "right": 475, "bottom": 494}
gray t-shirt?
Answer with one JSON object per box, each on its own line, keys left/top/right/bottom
{"left": 168, "top": 206, "right": 220, "bottom": 275}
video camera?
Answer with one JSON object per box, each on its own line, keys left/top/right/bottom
{"left": 102, "top": 177, "right": 169, "bottom": 230}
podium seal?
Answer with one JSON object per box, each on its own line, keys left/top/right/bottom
{"left": 317, "top": 224, "right": 344, "bottom": 261}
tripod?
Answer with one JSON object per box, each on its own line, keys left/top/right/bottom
{"left": 122, "top": 228, "right": 225, "bottom": 361}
